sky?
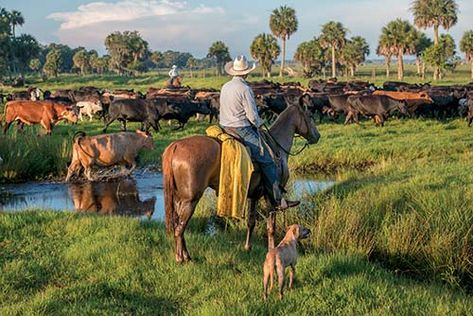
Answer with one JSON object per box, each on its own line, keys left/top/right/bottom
{"left": 2, "top": 0, "right": 473, "bottom": 59}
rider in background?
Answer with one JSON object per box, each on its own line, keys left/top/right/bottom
{"left": 167, "top": 65, "right": 182, "bottom": 88}
{"left": 219, "top": 55, "right": 300, "bottom": 211}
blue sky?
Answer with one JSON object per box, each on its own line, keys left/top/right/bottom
{"left": 2, "top": 0, "right": 473, "bottom": 59}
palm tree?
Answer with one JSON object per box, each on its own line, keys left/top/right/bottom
{"left": 340, "top": 36, "right": 369, "bottom": 77}
{"left": 72, "top": 49, "right": 90, "bottom": 75}
{"left": 460, "top": 30, "right": 473, "bottom": 79}
{"left": 9, "top": 10, "right": 24, "bottom": 38}
{"left": 377, "top": 34, "right": 394, "bottom": 79}
{"left": 269, "top": 5, "right": 298, "bottom": 77}
{"left": 294, "top": 38, "right": 325, "bottom": 78}
{"left": 411, "top": 0, "right": 458, "bottom": 79}
{"left": 207, "top": 41, "right": 231, "bottom": 76}
{"left": 413, "top": 31, "right": 433, "bottom": 79}
{"left": 319, "top": 21, "right": 347, "bottom": 78}
{"left": 379, "top": 19, "right": 417, "bottom": 80}
{"left": 186, "top": 57, "right": 197, "bottom": 78}
{"left": 250, "top": 33, "right": 280, "bottom": 78}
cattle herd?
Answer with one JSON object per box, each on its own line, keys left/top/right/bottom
{"left": 1, "top": 79, "right": 473, "bottom": 136}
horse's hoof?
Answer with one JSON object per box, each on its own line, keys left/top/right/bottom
{"left": 244, "top": 244, "right": 252, "bottom": 252}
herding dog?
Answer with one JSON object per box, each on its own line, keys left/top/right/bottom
{"left": 263, "top": 224, "right": 311, "bottom": 300}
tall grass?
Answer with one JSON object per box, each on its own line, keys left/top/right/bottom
{"left": 1, "top": 211, "right": 472, "bottom": 315}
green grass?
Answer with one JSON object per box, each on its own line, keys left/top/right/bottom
{"left": 2, "top": 74, "right": 473, "bottom": 312}
{"left": 1, "top": 211, "right": 472, "bottom": 315}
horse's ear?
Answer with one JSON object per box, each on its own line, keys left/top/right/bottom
{"left": 298, "top": 94, "right": 307, "bottom": 111}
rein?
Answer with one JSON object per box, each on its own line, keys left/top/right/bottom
{"left": 262, "top": 123, "right": 309, "bottom": 157}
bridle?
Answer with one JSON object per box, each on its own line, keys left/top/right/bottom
{"left": 262, "top": 105, "right": 313, "bottom": 157}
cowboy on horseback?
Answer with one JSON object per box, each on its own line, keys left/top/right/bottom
{"left": 219, "top": 56, "right": 300, "bottom": 211}
{"left": 167, "top": 65, "right": 182, "bottom": 88}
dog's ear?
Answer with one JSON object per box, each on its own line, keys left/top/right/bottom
{"left": 292, "top": 225, "right": 300, "bottom": 238}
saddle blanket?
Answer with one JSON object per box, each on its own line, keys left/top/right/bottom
{"left": 206, "top": 125, "right": 254, "bottom": 219}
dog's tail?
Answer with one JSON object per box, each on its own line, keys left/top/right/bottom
{"left": 163, "top": 142, "right": 177, "bottom": 234}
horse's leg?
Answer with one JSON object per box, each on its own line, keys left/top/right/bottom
{"left": 267, "top": 210, "right": 276, "bottom": 249}
{"left": 174, "top": 199, "right": 198, "bottom": 263}
{"left": 244, "top": 198, "right": 257, "bottom": 252}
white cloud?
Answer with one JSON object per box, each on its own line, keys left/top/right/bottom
{"left": 48, "top": 0, "right": 224, "bottom": 30}
{"left": 46, "top": 0, "right": 260, "bottom": 57}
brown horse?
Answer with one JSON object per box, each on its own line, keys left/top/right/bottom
{"left": 163, "top": 99, "right": 320, "bottom": 263}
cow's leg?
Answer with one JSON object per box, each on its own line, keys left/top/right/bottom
{"left": 151, "top": 121, "right": 160, "bottom": 132}
{"left": 66, "top": 159, "right": 82, "bottom": 182}
{"left": 120, "top": 119, "right": 127, "bottom": 131}
{"left": 174, "top": 199, "right": 199, "bottom": 263}
{"left": 102, "top": 117, "right": 116, "bottom": 133}
{"left": 40, "top": 119, "right": 52, "bottom": 135}
{"left": 344, "top": 111, "right": 353, "bottom": 125}
{"left": 3, "top": 120, "right": 12, "bottom": 134}
{"left": 353, "top": 112, "right": 360, "bottom": 124}
{"left": 267, "top": 210, "right": 276, "bottom": 249}
{"left": 244, "top": 198, "right": 257, "bottom": 252}
{"left": 16, "top": 122, "right": 24, "bottom": 132}
{"left": 84, "top": 167, "right": 94, "bottom": 181}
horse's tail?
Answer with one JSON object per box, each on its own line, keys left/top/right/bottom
{"left": 163, "top": 142, "right": 177, "bottom": 234}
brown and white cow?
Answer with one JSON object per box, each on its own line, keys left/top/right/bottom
{"left": 65, "top": 130, "right": 154, "bottom": 182}
{"left": 3, "top": 100, "right": 78, "bottom": 135}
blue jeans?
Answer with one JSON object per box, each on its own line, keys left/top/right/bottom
{"left": 231, "top": 126, "right": 281, "bottom": 206}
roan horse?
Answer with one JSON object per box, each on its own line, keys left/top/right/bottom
{"left": 163, "top": 98, "right": 320, "bottom": 263}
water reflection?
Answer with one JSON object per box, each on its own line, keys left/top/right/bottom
{"left": 0, "top": 173, "right": 334, "bottom": 221}
{"left": 68, "top": 178, "right": 156, "bottom": 218}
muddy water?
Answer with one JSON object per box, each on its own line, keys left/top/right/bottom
{"left": 0, "top": 172, "right": 334, "bottom": 220}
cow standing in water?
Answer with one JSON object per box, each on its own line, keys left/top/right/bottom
{"left": 66, "top": 130, "right": 154, "bottom": 182}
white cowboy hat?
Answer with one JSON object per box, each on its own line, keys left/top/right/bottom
{"left": 224, "top": 55, "right": 256, "bottom": 76}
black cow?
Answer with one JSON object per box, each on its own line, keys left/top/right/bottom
{"left": 467, "top": 98, "right": 473, "bottom": 127}
{"left": 160, "top": 100, "right": 211, "bottom": 130}
{"left": 327, "top": 94, "right": 351, "bottom": 118}
{"left": 103, "top": 99, "right": 162, "bottom": 133}
{"left": 347, "top": 95, "right": 409, "bottom": 126}
{"left": 300, "top": 93, "right": 330, "bottom": 122}
{"left": 256, "top": 94, "right": 287, "bottom": 122}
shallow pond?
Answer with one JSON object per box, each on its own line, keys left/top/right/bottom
{"left": 0, "top": 172, "right": 334, "bottom": 220}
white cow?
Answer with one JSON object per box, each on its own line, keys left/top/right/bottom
{"left": 76, "top": 100, "right": 103, "bottom": 121}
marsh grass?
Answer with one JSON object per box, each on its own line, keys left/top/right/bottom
{"left": 1, "top": 211, "right": 472, "bottom": 315}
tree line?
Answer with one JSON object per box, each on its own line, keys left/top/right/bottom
{"left": 2, "top": 0, "right": 473, "bottom": 82}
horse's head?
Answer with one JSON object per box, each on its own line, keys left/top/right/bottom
{"left": 293, "top": 96, "right": 320, "bottom": 145}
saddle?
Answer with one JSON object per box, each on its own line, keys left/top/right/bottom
{"left": 221, "top": 126, "right": 287, "bottom": 192}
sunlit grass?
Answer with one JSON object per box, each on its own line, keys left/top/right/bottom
{"left": 1, "top": 211, "right": 472, "bottom": 315}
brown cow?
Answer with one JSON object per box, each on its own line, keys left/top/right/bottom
{"left": 3, "top": 100, "right": 78, "bottom": 135}
{"left": 373, "top": 90, "right": 433, "bottom": 115}
{"left": 65, "top": 130, "right": 154, "bottom": 182}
